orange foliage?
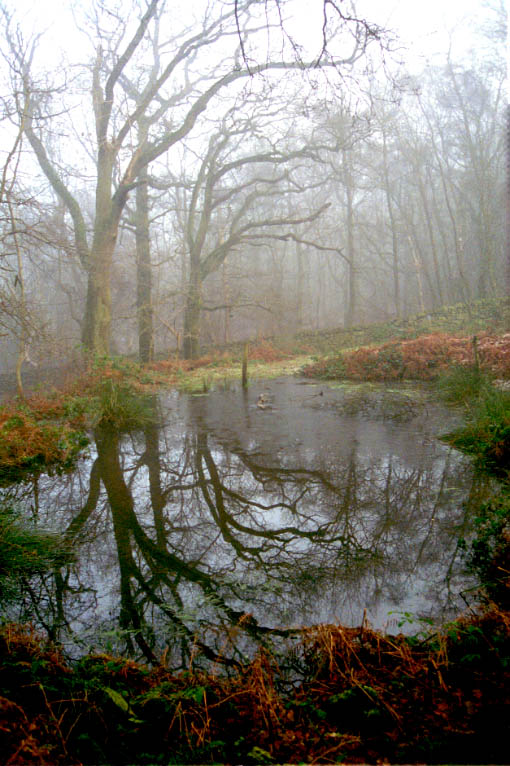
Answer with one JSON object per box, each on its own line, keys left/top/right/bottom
{"left": 306, "top": 333, "right": 510, "bottom": 382}
{"left": 248, "top": 339, "right": 289, "bottom": 362}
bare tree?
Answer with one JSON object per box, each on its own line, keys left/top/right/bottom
{"left": 168, "top": 105, "right": 336, "bottom": 357}
{"left": 5, "top": 0, "right": 379, "bottom": 357}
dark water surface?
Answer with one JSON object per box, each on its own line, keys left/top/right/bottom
{"left": 1, "top": 378, "right": 492, "bottom": 666}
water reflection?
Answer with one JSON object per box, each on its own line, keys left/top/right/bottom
{"left": 1, "top": 380, "right": 492, "bottom": 666}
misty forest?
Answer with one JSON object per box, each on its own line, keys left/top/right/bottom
{"left": 1, "top": 1, "right": 510, "bottom": 764}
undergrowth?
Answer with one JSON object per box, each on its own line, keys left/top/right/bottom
{"left": 247, "top": 297, "right": 510, "bottom": 357}
{"left": 436, "top": 364, "right": 493, "bottom": 405}
{"left": 94, "top": 379, "right": 158, "bottom": 430}
{"left": 0, "top": 358, "right": 162, "bottom": 479}
{"left": 1, "top": 609, "right": 510, "bottom": 764}
{"left": 0, "top": 407, "right": 88, "bottom": 483}
{"left": 460, "top": 492, "right": 510, "bottom": 610}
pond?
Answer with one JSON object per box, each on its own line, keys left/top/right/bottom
{"left": 0, "top": 378, "right": 493, "bottom": 667}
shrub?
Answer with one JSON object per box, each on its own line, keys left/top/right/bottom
{"left": 0, "top": 409, "right": 88, "bottom": 482}
{"left": 301, "top": 355, "right": 347, "bottom": 379}
{"left": 303, "top": 333, "right": 510, "bottom": 383}
{"left": 2, "top": 611, "right": 510, "bottom": 764}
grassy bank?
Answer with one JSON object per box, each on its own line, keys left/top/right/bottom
{"left": 219, "top": 297, "right": 510, "bottom": 357}
{"left": 0, "top": 296, "right": 508, "bottom": 479}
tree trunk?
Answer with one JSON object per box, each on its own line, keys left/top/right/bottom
{"left": 15, "top": 348, "right": 25, "bottom": 400}
{"left": 136, "top": 166, "right": 154, "bottom": 363}
{"left": 81, "top": 148, "right": 119, "bottom": 356}
{"left": 222, "top": 262, "right": 231, "bottom": 344}
{"left": 417, "top": 172, "right": 444, "bottom": 308}
{"left": 182, "top": 267, "right": 202, "bottom": 360}
{"left": 296, "top": 239, "right": 304, "bottom": 328}
{"left": 81, "top": 248, "right": 114, "bottom": 355}
{"left": 507, "top": 102, "right": 510, "bottom": 304}
{"left": 381, "top": 133, "right": 400, "bottom": 318}
{"left": 344, "top": 154, "right": 356, "bottom": 327}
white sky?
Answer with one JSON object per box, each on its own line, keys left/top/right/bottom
{"left": 362, "top": 0, "right": 494, "bottom": 66}
{"left": 11, "top": 0, "right": 496, "bottom": 67}
{"left": 367, "top": 0, "right": 486, "bottom": 38}
{"left": 345, "top": 0, "right": 500, "bottom": 79}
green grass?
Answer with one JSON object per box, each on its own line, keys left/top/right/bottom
{"left": 436, "top": 364, "right": 493, "bottom": 406}
{"left": 443, "top": 385, "right": 510, "bottom": 476}
{"left": 95, "top": 379, "right": 159, "bottom": 430}
{"left": 0, "top": 505, "right": 70, "bottom": 606}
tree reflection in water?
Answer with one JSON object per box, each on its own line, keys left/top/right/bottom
{"left": 0, "top": 380, "right": 493, "bottom": 667}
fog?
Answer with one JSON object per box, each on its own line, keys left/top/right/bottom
{"left": 0, "top": 0, "right": 504, "bottom": 371}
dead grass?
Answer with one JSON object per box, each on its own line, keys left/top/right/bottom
{"left": 1, "top": 606, "right": 510, "bottom": 764}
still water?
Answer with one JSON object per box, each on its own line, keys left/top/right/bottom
{"left": 1, "top": 379, "right": 491, "bottom": 666}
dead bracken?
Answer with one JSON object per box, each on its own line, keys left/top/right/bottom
{"left": 302, "top": 332, "right": 510, "bottom": 382}
{"left": 1, "top": 606, "right": 510, "bottom": 765}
